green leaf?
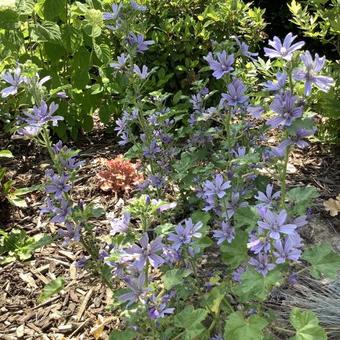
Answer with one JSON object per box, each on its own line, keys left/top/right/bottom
{"left": 233, "top": 268, "right": 283, "bottom": 302}
{"left": 302, "top": 243, "right": 340, "bottom": 279}
{"left": 15, "top": 0, "right": 35, "bottom": 16}
{"left": 43, "top": 0, "right": 66, "bottom": 21}
{"left": 0, "top": 150, "right": 13, "bottom": 158}
{"left": 17, "top": 234, "right": 53, "bottom": 260}
{"left": 290, "top": 308, "right": 327, "bottom": 340}
{"left": 220, "top": 231, "right": 249, "bottom": 269}
{"left": 174, "top": 305, "right": 208, "bottom": 339}
{"left": 39, "top": 277, "right": 65, "bottom": 303}
{"left": 162, "top": 268, "right": 192, "bottom": 290}
{"left": 286, "top": 186, "right": 319, "bottom": 215}
{"left": 224, "top": 311, "right": 268, "bottom": 340}
{"left": 94, "top": 43, "right": 111, "bottom": 64}
{"left": 32, "top": 21, "right": 62, "bottom": 43}
{"left": 234, "top": 206, "right": 259, "bottom": 230}
{"left": 202, "top": 283, "right": 226, "bottom": 315}
{"left": 0, "top": 7, "right": 18, "bottom": 29}
{"left": 109, "top": 329, "right": 138, "bottom": 340}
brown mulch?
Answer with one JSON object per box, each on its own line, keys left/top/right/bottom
{"left": 0, "top": 127, "right": 339, "bottom": 338}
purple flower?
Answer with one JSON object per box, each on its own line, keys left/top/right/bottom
{"left": 56, "top": 91, "right": 68, "bottom": 99}
{"left": 212, "top": 220, "right": 235, "bottom": 245}
{"left": 203, "top": 174, "right": 231, "bottom": 199}
{"left": 203, "top": 51, "right": 234, "bottom": 79}
{"left": 292, "top": 215, "right": 308, "bottom": 228}
{"left": 233, "top": 36, "right": 258, "bottom": 60}
{"left": 249, "top": 253, "right": 276, "bottom": 276}
{"left": 168, "top": 218, "right": 203, "bottom": 250}
{"left": 257, "top": 209, "right": 298, "bottom": 240}
{"left": 130, "top": 1, "right": 147, "bottom": 11}
{"left": 58, "top": 221, "right": 81, "bottom": 245}
{"left": 40, "top": 197, "right": 56, "bottom": 215}
{"left": 133, "top": 64, "right": 150, "bottom": 79}
{"left": 267, "top": 91, "right": 303, "bottom": 128}
{"left": 1, "top": 67, "right": 26, "bottom": 98}
{"left": 255, "top": 184, "right": 281, "bottom": 207}
{"left": 61, "top": 156, "right": 84, "bottom": 170}
{"left": 103, "top": 3, "right": 122, "bottom": 21}
{"left": 143, "top": 140, "right": 161, "bottom": 159}
{"left": 108, "top": 211, "right": 130, "bottom": 236}
{"left": 45, "top": 171, "right": 71, "bottom": 199}
{"left": 270, "top": 139, "right": 293, "bottom": 158}
{"left": 19, "top": 101, "right": 63, "bottom": 133}
{"left": 293, "top": 51, "right": 334, "bottom": 96}
{"left": 127, "top": 33, "right": 154, "bottom": 54}
{"left": 125, "top": 233, "right": 164, "bottom": 270}
{"left": 232, "top": 266, "right": 246, "bottom": 282}
{"left": 263, "top": 72, "right": 287, "bottom": 91}
{"left": 148, "top": 295, "right": 174, "bottom": 320}
{"left": 247, "top": 234, "right": 271, "bottom": 254}
{"left": 110, "top": 53, "right": 129, "bottom": 70}
{"left": 51, "top": 198, "right": 72, "bottom": 223}
{"left": 119, "top": 273, "right": 150, "bottom": 306}
{"left": 273, "top": 237, "right": 301, "bottom": 264}
{"left": 264, "top": 33, "right": 305, "bottom": 61}
{"left": 247, "top": 105, "right": 263, "bottom": 119}
{"left": 221, "top": 78, "right": 248, "bottom": 107}
{"left": 226, "top": 192, "right": 248, "bottom": 218}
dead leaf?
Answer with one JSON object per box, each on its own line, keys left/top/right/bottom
{"left": 90, "top": 315, "right": 105, "bottom": 340}
{"left": 323, "top": 195, "right": 340, "bottom": 217}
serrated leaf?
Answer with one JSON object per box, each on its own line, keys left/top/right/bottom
{"left": 224, "top": 311, "right": 268, "bottom": 340}
{"left": 234, "top": 206, "right": 258, "bottom": 230}
{"left": 109, "top": 329, "right": 138, "bottom": 340}
{"left": 290, "top": 308, "right": 327, "bottom": 340}
{"left": 202, "top": 283, "right": 226, "bottom": 315}
{"left": 32, "top": 21, "right": 62, "bottom": 43}
{"left": 233, "top": 268, "right": 283, "bottom": 302}
{"left": 174, "top": 305, "right": 208, "bottom": 339}
{"left": 39, "top": 277, "right": 65, "bottom": 303}
{"left": 302, "top": 243, "right": 340, "bottom": 279}
{"left": 94, "top": 43, "right": 111, "bottom": 64}
{"left": 220, "top": 231, "right": 248, "bottom": 269}
{"left": 162, "top": 268, "right": 192, "bottom": 290}
{"left": 43, "top": 0, "right": 66, "bottom": 21}
{"left": 286, "top": 186, "right": 319, "bottom": 215}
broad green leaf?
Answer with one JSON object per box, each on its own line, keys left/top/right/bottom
{"left": 32, "top": 21, "right": 62, "bottom": 43}
{"left": 286, "top": 186, "right": 319, "bottom": 215}
{"left": 0, "top": 7, "right": 18, "bottom": 29}
{"left": 220, "top": 231, "right": 248, "bottom": 269}
{"left": 174, "top": 305, "right": 208, "bottom": 339}
{"left": 94, "top": 43, "right": 111, "bottom": 64}
{"left": 17, "top": 234, "right": 53, "bottom": 260}
{"left": 224, "top": 311, "right": 268, "bottom": 340}
{"left": 202, "top": 283, "right": 226, "bottom": 315}
{"left": 109, "top": 329, "right": 138, "bottom": 340}
{"left": 43, "top": 0, "right": 66, "bottom": 21}
{"left": 0, "top": 150, "right": 13, "bottom": 158}
{"left": 302, "top": 243, "right": 340, "bottom": 279}
{"left": 290, "top": 308, "right": 327, "bottom": 340}
{"left": 39, "top": 277, "right": 65, "bottom": 303}
{"left": 233, "top": 267, "right": 283, "bottom": 302}
{"left": 234, "top": 206, "right": 258, "bottom": 230}
{"left": 162, "top": 268, "right": 192, "bottom": 290}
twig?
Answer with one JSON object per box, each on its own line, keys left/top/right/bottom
{"left": 76, "top": 288, "right": 94, "bottom": 321}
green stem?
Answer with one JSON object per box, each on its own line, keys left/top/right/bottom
{"left": 280, "top": 144, "right": 290, "bottom": 208}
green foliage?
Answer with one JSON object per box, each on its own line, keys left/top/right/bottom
{"left": 174, "top": 305, "right": 208, "bottom": 339}
{"left": 233, "top": 268, "right": 283, "bottom": 302}
{"left": 224, "top": 311, "right": 268, "bottom": 340}
{"left": 162, "top": 268, "right": 192, "bottom": 290}
{"left": 221, "top": 231, "right": 249, "bottom": 269}
{"left": 290, "top": 308, "right": 327, "bottom": 340}
{"left": 289, "top": 0, "right": 340, "bottom": 143}
{"left": 302, "top": 243, "right": 340, "bottom": 279}
{"left": 286, "top": 186, "right": 319, "bottom": 215}
{"left": 38, "top": 277, "right": 65, "bottom": 303}
{"left": 0, "top": 229, "right": 53, "bottom": 264}
{"left": 109, "top": 329, "right": 138, "bottom": 340}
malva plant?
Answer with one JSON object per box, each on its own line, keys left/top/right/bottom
{"left": 5, "top": 1, "right": 339, "bottom": 339}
